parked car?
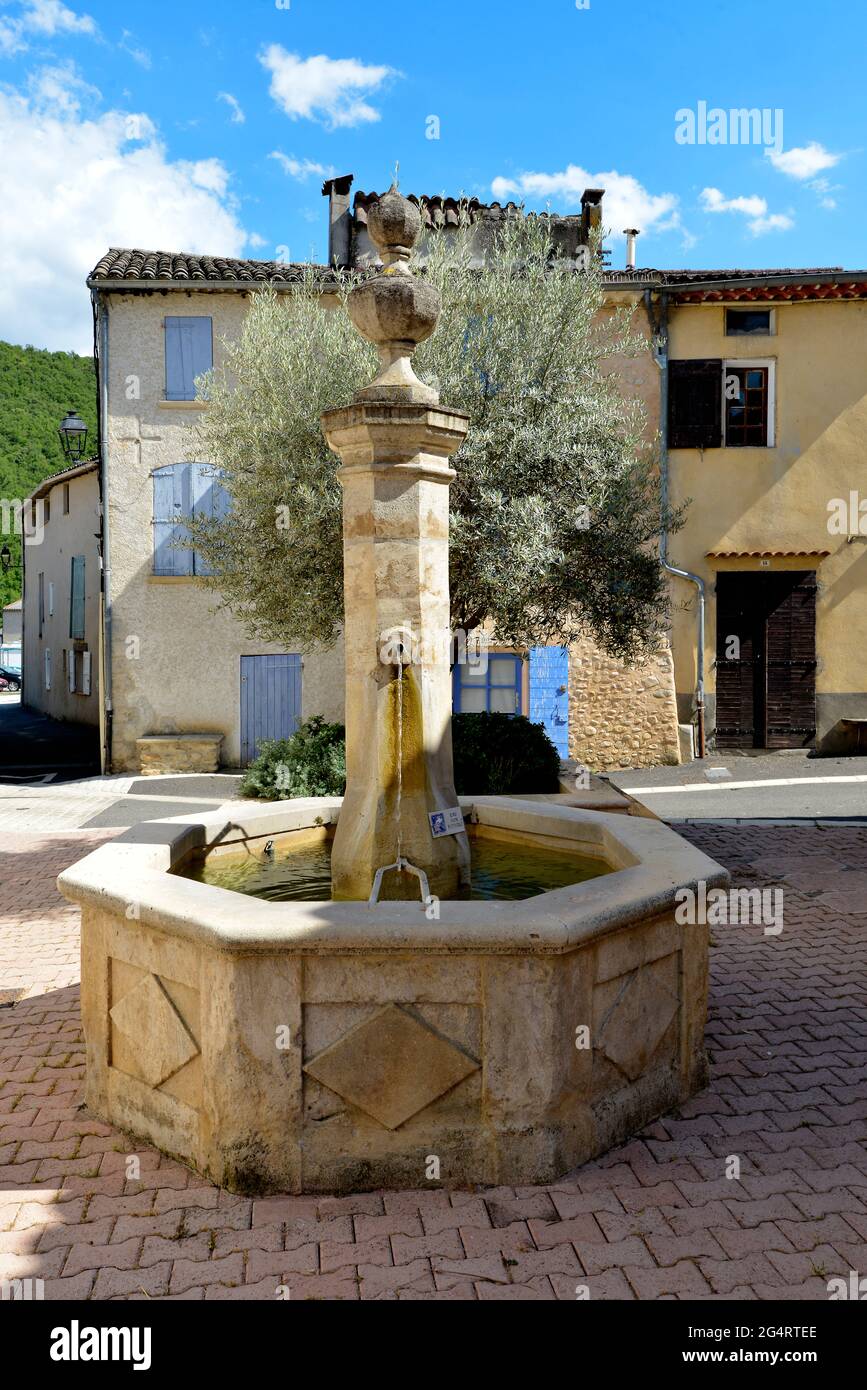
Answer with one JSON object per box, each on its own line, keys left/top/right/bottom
{"left": 0, "top": 667, "right": 21, "bottom": 693}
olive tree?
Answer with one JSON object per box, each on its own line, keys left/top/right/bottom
{"left": 189, "top": 213, "right": 679, "bottom": 659}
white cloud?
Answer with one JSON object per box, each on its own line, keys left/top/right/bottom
{"left": 0, "top": 0, "right": 96, "bottom": 52}
{"left": 766, "top": 141, "right": 841, "bottom": 181}
{"left": 700, "top": 187, "right": 793, "bottom": 236}
{"left": 0, "top": 64, "right": 257, "bottom": 352}
{"left": 269, "top": 151, "right": 335, "bottom": 182}
{"left": 260, "top": 45, "right": 397, "bottom": 128}
{"left": 119, "top": 29, "right": 151, "bottom": 70}
{"left": 218, "top": 91, "right": 245, "bottom": 125}
{"left": 490, "top": 164, "right": 680, "bottom": 240}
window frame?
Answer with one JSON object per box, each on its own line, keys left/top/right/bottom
{"left": 453, "top": 651, "right": 524, "bottom": 715}
{"left": 725, "top": 308, "right": 775, "bottom": 337}
{"left": 69, "top": 555, "right": 86, "bottom": 640}
{"left": 722, "top": 359, "right": 776, "bottom": 448}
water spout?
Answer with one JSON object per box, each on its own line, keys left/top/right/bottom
{"left": 368, "top": 857, "right": 431, "bottom": 905}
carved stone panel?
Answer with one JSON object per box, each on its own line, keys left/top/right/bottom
{"left": 303, "top": 1003, "right": 480, "bottom": 1130}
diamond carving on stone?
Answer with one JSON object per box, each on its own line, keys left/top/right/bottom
{"left": 595, "top": 957, "right": 680, "bottom": 1083}
{"left": 109, "top": 973, "right": 200, "bottom": 1089}
{"left": 303, "top": 1003, "right": 480, "bottom": 1130}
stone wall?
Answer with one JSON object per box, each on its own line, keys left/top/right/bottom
{"left": 568, "top": 635, "right": 681, "bottom": 771}
{"left": 137, "top": 734, "right": 223, "bottom": 775}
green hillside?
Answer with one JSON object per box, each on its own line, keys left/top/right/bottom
{"left": 0, "top": 341, "right": 97, "bottom": 613}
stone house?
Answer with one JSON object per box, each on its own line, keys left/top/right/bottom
{"left": 88, "top": 180, "right": 679, "bottom": 774}
{"left": 20, "top": 459, "right": 101, "bottom": 726}
{"left": 625, "top": 267, "right": 867, "bottom": 752}
{"left": 2, "top": 599, "right": 22, "bottom": 644}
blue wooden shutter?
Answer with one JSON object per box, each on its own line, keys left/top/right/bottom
{"left": 191, "top": 463, "right": 230, "bottom": 575}
{"left": 529, "top": 646, "right": 569, "bottom": 757}
{"left": 153, "top": 464, "right": 193, "bottom": 575}
{"left": 165, "top": 317, "right": 213, "bottom": 401}
{"left": 69, "top": 556, "right": 86, "bottom": 639}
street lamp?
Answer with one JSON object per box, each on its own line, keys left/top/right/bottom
{"left": 58, "top": 409, "right": 88, "bottom": 463}
{"left": 0, "top": 544, "right": 12, "bottom": 572}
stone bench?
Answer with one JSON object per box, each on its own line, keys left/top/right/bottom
{"left": 136, "top": 733, "right": 223, "bottom": 776}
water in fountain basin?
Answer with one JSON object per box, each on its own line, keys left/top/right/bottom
{"left": 180, "top": 834, "right": 609, "bottom": 903}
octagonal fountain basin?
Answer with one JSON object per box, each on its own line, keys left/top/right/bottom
{"left": 58, "top": 796, "right": 728, "bottom": 1195}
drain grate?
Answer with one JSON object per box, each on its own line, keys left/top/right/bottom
{"left": 0, "top": 989, "right": 27, "bottom": 1008}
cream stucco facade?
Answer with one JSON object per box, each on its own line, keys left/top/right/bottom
{"left": 22, "top": 462, "right": 100, "bottom": 727}
{"left": 98, "top": 290, "right": 344, "bottom": 771}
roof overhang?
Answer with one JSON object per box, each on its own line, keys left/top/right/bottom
{"left": 707, "top": 549, "right": 831, "bottom": 559}
{"left": 26, "top": 458, "right": 99, "bottom": 505}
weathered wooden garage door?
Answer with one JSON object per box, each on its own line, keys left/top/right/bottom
{"left": 715, "top": 572, "right": 816, "bottom": 750}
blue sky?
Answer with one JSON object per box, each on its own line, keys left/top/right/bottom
{"left": 0, "top": 0, "right": 863, "bottom": 351}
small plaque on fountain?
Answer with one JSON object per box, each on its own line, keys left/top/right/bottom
{"left": 429, "top": 807, "right": 465, "bottom": 838}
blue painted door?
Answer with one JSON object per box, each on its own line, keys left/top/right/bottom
{"left": 240, "top": 654, "right": 302, "bottom": 766}
{"left": 529, "top": 646, "right": 569, "bottom": 757}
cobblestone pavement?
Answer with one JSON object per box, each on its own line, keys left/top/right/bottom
{"left": 1, "top": 823, "right": 865, "bottom": 1300}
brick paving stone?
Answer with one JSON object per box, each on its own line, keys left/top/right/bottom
{"left": 358, "top": 1257, "right": 434, "bottom": 1298}
{"left": 169, "top": 1252, "right": 244, "bottom": 1294}
{"left": 699, "top": 1253, "right": 786, "bottom": 1294}
{"left": 63, "top": 1236, "right": 142, "bottom": 1278}
{"left": 1, "top": 822, "right": 865, "bottom": 1300}
{"left": 245, "top": 1245, "right": 319, "bottom": 1282}
{"left": 529, "top": 1213, "right": 606, "bottom": 1248}
{"left": 321, "top": 1235, "right": 392, "bottom": 1272}
{"left": 460, "top": 1219, "right": 534, "bottom": 1257}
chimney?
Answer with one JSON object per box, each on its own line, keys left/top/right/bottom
{"left": 321, "top": 174, "right": 354, "bottom": 269}
{"left": 623, "top": 228, "right": 640, "bottom": 270}
{"left": 580, "top": 188, "right": 604, "bottom": 249}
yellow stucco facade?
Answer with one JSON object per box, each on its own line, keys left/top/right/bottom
{"left": 664, "top": 294, "right": 867, "bottom": 746}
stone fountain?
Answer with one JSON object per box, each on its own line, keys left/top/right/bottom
{"left": 321, "top": 184, "right": 469, "bottom": 902}
{"left": 58, "top": 184, "right": 727, "bottom": 1195}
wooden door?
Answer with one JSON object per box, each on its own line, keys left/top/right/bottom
{"left": 715, "top": 572, "right": 816, "bottom": 750}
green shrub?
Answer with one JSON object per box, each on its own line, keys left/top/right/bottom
{"left": 240, "top": 710, "right": 561, "bottom": 800}
{"left": 452, "top": 711, "right": 561, "bottom": 795}
{"left": 239, "top": 716, "right": 346, "bottom": 800}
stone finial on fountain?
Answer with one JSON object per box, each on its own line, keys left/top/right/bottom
{"left": 348, "top": 182, "right": 440, "bottom": 405}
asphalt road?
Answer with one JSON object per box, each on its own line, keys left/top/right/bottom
{"left": 607, "top": 751, "right": 867, "bottom": 821}
{"left": 0, "top": 697, "right": 99, "bottom": 781}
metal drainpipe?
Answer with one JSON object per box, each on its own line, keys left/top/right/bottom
{"left": 92, "top": 290, "right": 113, "bottom": 772}
{"left": 646, "top": 289, "right": 707, "bottom": 758}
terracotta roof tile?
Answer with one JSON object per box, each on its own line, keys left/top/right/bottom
{"left": 352, "top": 190, "right": 583, "bottom": 229}
{"left": 88, "top": 249, "right": 333, "bottom": 286}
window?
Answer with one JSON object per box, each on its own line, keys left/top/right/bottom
{"left": 453, "top": 653, "right": 523, "bottom": 714}
{"left": 165, "top": 316, "right": 213, "bottom": 401}
{"left": 63, "top": 483, "right": 70, "bottom": 515}
{"left": 669, "top": 359, "right": 775, "bottom": 448}
{"left": 726, "top": 308, "right": 773, "bottom": 336}
{"left": 152, "top": 462, "right": 231, "bottom": 576}
{"left": 724, "top": 364, "right": 770, "bottom": 447}
{"left": 48, "top": 581, "right": 55, "bottom": 617}
{"left": 37, "top": 572, "right": 44, "bottom": 638}
{"left": 44, "top": 495, "right": 50, "bottom": 524}
{"left": 69, "top": 556, "right": 86, "bottom": 639}
{"left": 44, "top": 648, "right": 51, "bottom": 691}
